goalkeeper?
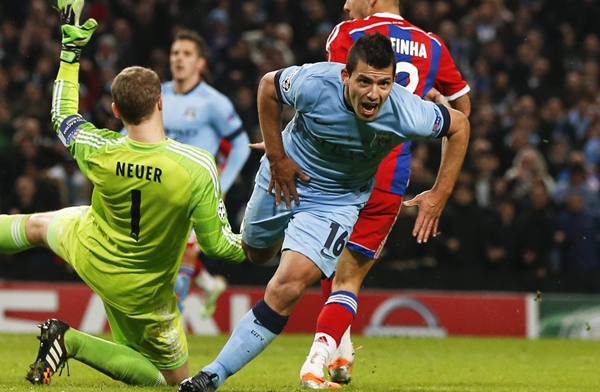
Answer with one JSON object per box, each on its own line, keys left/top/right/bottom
{"left": 0, "top": 0, "right": 245, "bottom": 387}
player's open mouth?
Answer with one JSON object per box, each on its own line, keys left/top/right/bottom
{"left": 361, "top": 102, "right": 378, "bottom": 116}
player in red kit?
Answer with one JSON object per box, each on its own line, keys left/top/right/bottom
{"left": 299, "top": 0, "right": 471, "bottom": 389}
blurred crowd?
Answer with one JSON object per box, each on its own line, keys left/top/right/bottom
{"left": 1, "top": 0, "right": 600, "bottom": 292}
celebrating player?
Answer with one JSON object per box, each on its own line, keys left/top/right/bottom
{"left": 0, "top": 0, "right": 244, "bottom": 386}
{"left": 298, "top": 0, "right": 472, "bottom": 388}
{"left": 179, "top": 32, "right": 470, "bottom": 392}
{"left": 166, "top": 30, "right": 250, "bottom": 318}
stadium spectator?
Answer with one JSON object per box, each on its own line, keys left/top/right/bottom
{"left": 546, "top": 135, "right": 572, "bottom": 179}
{"left": 515, "top": 181, "right": 555, "bottom": 277}
{"left": 553, "top": 190, "right": 600, "bottom": 275}
{"left": 553, "top": 163, "right": 600, "bottom": 212}
{"left": 436, "top": 181, "right": 487, "bottom": 271}
{"left": 0, "top": 4, "right": 244, "bottom": 387}
{"left": 483, "top": 195, "right": 520, "bottom": 270}
{"left": 3, "top": 174, "right": 60, "bottom": 215}
{"left": 179, "top": 32, "right": 469, "bottom": 392}
{"left": 46, "top": 154, "right": 92, "bottom": 207}
{"left": 583, "top": 119, "right": 600, "bottom": 167}
{"left": 471, "top": 139, "right": 502, "bottom": 211}
{"left": 504, "top": 146, "right": 556, "bottom": 203}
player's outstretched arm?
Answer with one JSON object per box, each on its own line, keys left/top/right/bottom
{"left": 51, "top": 0, "right": 97, "bottom": 133}
{"left": 257, "top": 71, "right": 309, "bottom": 208}
{"left": 426, "top": 89, "right": 471, "bottom": 178}
{"left": 403, "top": 107, "right": 470, "bottom": 243}
{"left": 192, "top": 210, "right": 245, "bottom": 264}
{"left": 190, "top": 159, "right": 245, "bottom": 263}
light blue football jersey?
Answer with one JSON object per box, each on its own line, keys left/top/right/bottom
{"left": 161, "top": 81, "right": 243, "bottom": 156}
{"left": 255, "top": 62, "right": 448, "bottom": 205}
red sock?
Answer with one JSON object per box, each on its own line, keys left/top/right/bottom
{"left": 316, "top": 303, "right": 355, "bottom": 346}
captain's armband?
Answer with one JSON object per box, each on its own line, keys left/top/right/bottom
{"left": 58, "top": 115, "right": 87, "bottom": 147}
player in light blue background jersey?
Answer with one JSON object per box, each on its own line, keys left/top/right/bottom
{"left": 179, "top": 33, "right": 470, "bottom": 392}
{"left": 166, "top": 30, "right": 250, "bottom": 317}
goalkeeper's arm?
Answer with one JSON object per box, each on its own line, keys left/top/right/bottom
{"left": 52, "top": 0, "right": 97, "bottom": 140}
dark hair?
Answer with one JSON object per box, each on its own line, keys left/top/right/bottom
{"left": 346, "top": 32, "right": 396, "bottom": 77}
{"left": 111, "top": 66, "right": 161, "bottom": 125}
{"left": 172, "top": 29, "right": 213, "bottom": 83}
{"left": 174, "top": 29, "right": 210, "bottom": 59}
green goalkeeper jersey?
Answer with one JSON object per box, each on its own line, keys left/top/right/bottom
{"left": 52, "top": 63, "right": 245, "bottom": 313}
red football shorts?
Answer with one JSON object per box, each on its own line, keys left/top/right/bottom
{"left": 346, "top": 187, "right": 403, "bottom": 260}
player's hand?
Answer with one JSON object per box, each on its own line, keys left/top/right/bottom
{"left": 57, "top": 0, "right": 98, "bottom": 63}
{"left": 424, "top": 88, "right": 448, "bottom": 105}
{"left": 403, "top": 189, "right": 449, "bottom": 244}
{"left": 268, "top": 156, "right": 310, "bottom": 208}
{"left": 249, "top": 141, "right": 266, "bottom": 151}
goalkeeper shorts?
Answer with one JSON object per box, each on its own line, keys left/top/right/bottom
{"left": 46, "top": 206, "right": 188, "bottom": 369}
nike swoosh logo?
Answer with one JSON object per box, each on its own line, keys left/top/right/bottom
{"left": 254, "top": 319, "right": 262, "bottom": 326}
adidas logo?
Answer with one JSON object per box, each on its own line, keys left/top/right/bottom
{"left": 45, "top": 339, "right": 64, "bottom": 372}
{"left": 315, "top": 335, "right": 329, "bottom": 346}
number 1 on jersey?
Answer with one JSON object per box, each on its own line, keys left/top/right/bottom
{"left": 130, "top": 189, "right": 141, "bottom": 241}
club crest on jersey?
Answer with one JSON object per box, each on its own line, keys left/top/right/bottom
{"left": 372, "top": 133, "right": 392, "bottom": 147}
{"left": 184, "top": 108, "right": 196, "bottom": 121}
{"left": 218, "top": 199, "right": 226, "bottom": 221}
{"left": 281, "top": 69, "right": 298, "bottom": 92}
{"left": 433, "top": 113, "right": 442, "bottom": 133}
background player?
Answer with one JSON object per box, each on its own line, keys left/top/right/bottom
{"left": 165, "top": 30, "right": 250, "bottom": 317}
{"left": 0, "top": 1, "right": 245, "bottom": 386}
{"left": 301, "top": 0, "right": 472, "bottom": 387}
{"left": 179, "top": 32, "right": 470, "bottom": 392}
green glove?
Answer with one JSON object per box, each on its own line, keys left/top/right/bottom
{"left": 57, "top": 0, "right": 98, "bottom": 63}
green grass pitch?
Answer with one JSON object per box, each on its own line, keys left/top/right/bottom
{"left": 1, "top": 333, "right": 599, "bottom": 391}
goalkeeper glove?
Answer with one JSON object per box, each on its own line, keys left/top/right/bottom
{"left": 57, "top": 0, "right": 98, "bottom": 63}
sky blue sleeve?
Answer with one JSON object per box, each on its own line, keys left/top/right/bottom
{"left": 219, "top": 131, "right": 250, "bottom": 193}
{"left": 210, "top": 94, "right": 244, "bottom": 138}
{"left": 274, "top": 65, "right": 317, "bottom": 113}
{"left": 393, "top": 86, "right": 450, "bottom": 140}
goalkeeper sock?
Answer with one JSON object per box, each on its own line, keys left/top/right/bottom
{"left": 65, "top": 328, "right": 166, "bottom": 386}
{"left": 0, "top": 215, "right": 33, "bottom": 254}
{"left": 202, "top": 299, "right": 287, "bottom": 387}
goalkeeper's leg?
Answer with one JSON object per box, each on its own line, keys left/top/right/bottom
{"left": 52, "top": 300, "right": 188, "bottom": 386}
{"left": 0, "top": 209, "right": 77, "bottom": 253}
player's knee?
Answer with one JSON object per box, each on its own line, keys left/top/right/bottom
{"left": 26, "top": 212, "right": 55, "bottom": 246}
{"left": 160, "top": 363, "right": 189, "bottom": 386}
{"left": 265, "top": 279, "right": 304, "bottom": 312}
